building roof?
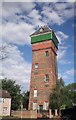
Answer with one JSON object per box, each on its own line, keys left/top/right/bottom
{"left": 30, "top": 26, "right": 52, "bottom": 36}
{"left": 30, "top": 26, "right": 59, "bottom": 49}
{"left": 0, "top": 90, "right": 11, "bottom": 98}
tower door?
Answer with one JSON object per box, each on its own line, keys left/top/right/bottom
{"left": 39, "top": 105, "right": 43, "bottom": 113}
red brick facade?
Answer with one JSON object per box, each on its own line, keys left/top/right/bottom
{"left": 29, "top": 39, "right": 58, "bottom": 111}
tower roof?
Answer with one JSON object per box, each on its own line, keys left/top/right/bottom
{"left": 30, "top": 26, "right": 52, "bottom": 36}
{"left": 30, "top": 26, "right": 59, "bottom": 49}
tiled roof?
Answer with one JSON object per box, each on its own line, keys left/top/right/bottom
{"left": 0, "top": 90, "right": 11, "bottom": 98}
{"left": 30, "top": 26, "right": 52, "bottom": 36}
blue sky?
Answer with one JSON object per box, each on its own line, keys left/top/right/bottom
{"left": 0, "top": 1, "right": 75, "bottom": 91}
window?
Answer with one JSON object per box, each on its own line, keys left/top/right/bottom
{"left": 44, "top": 102, "right": 49, "bottom": 110}
{"left": 0, "top": 98, "right": 3, "bottom": 103}
{"left": 33, "top": 102, "right": 37, "bottom": 110}
{"left": 3, "top": 99, "right": 4, "bottom": 103}
{"left": 34, "top": 90, "right": 37, "bottom": 97}
{"left": 3, "top": 107, "right": 8, "bottom": 114}
{"left": 45, "top": 51, "right": 49, "bottom": 56}
{"left": 35, "top": 63, "right": 38, "bottom": 69}
{"left": 45, "top": 74, "right": 49, "bottom": 82}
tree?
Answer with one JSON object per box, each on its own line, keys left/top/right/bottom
{"left": 1, "top": 78, "right": 22, "bottom": 110}
{"left": 49, "top": 78, "right": 76, "bottom": 111}
{"left": 63, "top": 83, "right": 76, "bottom": 108}
{"left": 49, "top": 78, "right": 65, "bottom": 110}
{"left": 22, "top": 91, "right": 29, "bottom": 110}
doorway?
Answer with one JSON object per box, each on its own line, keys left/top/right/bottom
{"left": 39, "top": 105, "right": 43, "bottom": 113}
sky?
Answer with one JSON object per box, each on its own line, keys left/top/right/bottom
{"left": 0, "top": 1, "right": 75, "bottom": 92}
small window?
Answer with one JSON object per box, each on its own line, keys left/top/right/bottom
{"left": 33, "top": 102, "right": 37, "bottom": 110}
{"left": 0, "top": 98, "right": 3, "bottom": 103}
{"left": 45, "top": 51, "right": 49, "bottom": 56}
{"left": 3, "top": 99, "right": 4, "bottom": 103}
{"left": 34, "top": 90, "right": 37, "bottom": 97}
{"left": 45, "top": 74, "right": 49, "bottom": 82}
{"left": 44, "top": 102, "right": 49, "bottom": 110}
{"left": 3, "top": 107, "right": 8, "bottom": 114}
{"left": 35, "top": 63, "right": 38, "bottom": 69}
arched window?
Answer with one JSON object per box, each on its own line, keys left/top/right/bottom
{"left": 35, "top": 63, "right": 38, "bottom": 69}
{"left": 45, "top": 74, "right": 49, "bottom": 82}
{"left": 45, "top": 51, "right": 49, "bottom": 56}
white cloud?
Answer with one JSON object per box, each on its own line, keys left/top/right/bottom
{"left": 65, "top": 69, "right": 74, "bottom": 76}
{"left": 41, "top": 2, "right": 74, "bottom": 25}
{"left": 2, "top": 2, "right": 74, "bottom": 26}
{"left": 66, "top": 0, "right": 75, "bottom": 2}
{"left": 54, "top": 2, "right": 74, "bottom": 21}
{"left": 2, "top": 0, "right": 76, "bottom": 2}
{"left": 0, "top": 2, "right": 2, "bottom": 24}
{"left": 2, "top": 22, "right": 34, "bottom": 45}
{"left": 2, "top": 2, "right": 36, "bottom": 17}
{"left": 56, "top": 31, "right": 68, "bottom": 44}
{"left": 59, "top": 60, "right": 72, "bottom": 65}
{"left": 28, "top": 9, "right": 41, "bottom": 20}
{"left": 27, "top": 8, "right": 45, "bottom": 27}
{"left": 56, "top": 31, "right": 68, "bottom": 62}
{"left": 0, "top": 44, "right": 31, "bottom": 91}
{"left": 58, "top": 68, "right": 74, "bottom": 84}
{"left": 54, "top": 2, "right": 74, "bottom": 11}
{"left": 41, "top": 6, "right": 64, "bottom": 25}
{"left": 57, "top": 49, "right": 66, "bottom": 61}
{"left": 2, "top": 2, "right": 36, "bottom": 25}
{"left": 3, "top": 0, "right": 35, "bottom": 2}
{"left": 57, "top": 44, "right": 68, "bottom": 60}
{"left": 2, "top": 2, "right": 46, "bottom": 46}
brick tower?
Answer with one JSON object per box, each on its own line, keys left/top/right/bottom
{"left": 29, "top": 26, "right": 59, "bottom": 112}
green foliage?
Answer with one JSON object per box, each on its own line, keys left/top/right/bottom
{"left": 49, "top": 78, "right": 76, "bottom": 110}
{"left": 1, "top": 78, "right": 21, "bottom": 110}
{"left": 63, "top": 83, "right": 76, "bottom": 108}
{"left": 22, "top": 91, "right": 29, "bottom": 110}
{"left": 49, "top": 78, "right": 64, "bottom": 110}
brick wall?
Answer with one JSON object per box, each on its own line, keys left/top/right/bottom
{"left": 11, "top": 110, "right": 37, "bottom": 118}
{"left": 29, "top": 40, "right": 58, "bottom": 110}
